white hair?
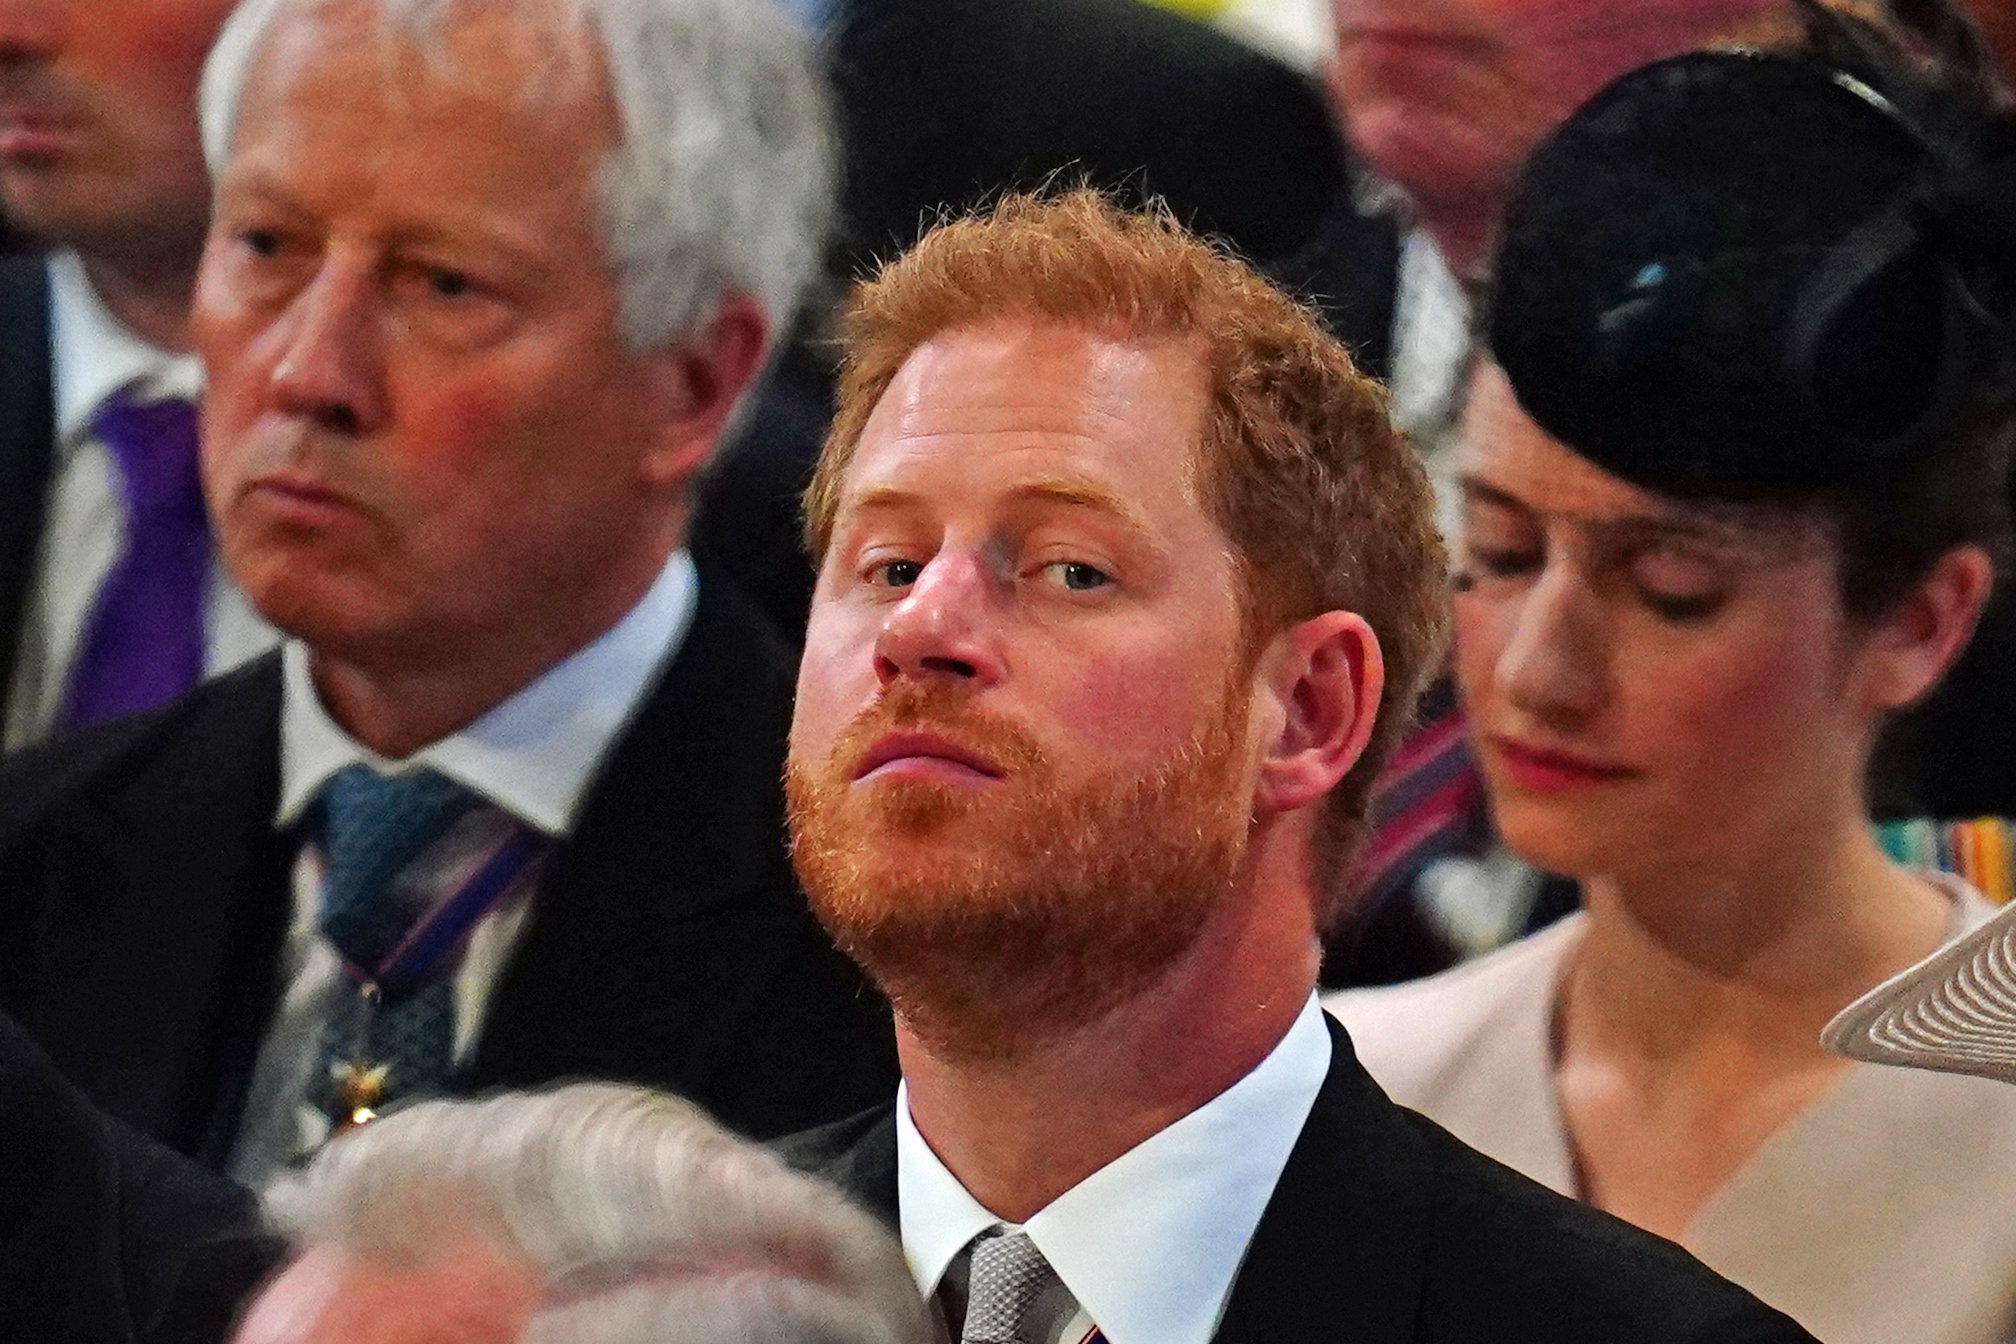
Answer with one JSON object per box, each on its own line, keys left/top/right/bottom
{"left": 197, "top": 0, "right": 835, "bottom": 351}
{"left": 264, "top": 1085, "right": 931, "bottom": 1344}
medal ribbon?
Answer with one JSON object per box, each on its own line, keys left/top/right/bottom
{"left": 336, "top": 826, "right": 550, "bottom": 1001}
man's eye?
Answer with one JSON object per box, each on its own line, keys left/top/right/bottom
{"left": 237, "top": 228, "right": 282, "bottom": 258}
{"left": 427, "top": 268, "right": 472, "bottom": 299}
{"left": 1044, "top": 561, "right": 1111, "bottom": 592}
{"left": 869, "top": 558, "right": 923, "bottom": 588}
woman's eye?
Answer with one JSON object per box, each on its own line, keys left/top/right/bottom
{"left": 868, "top": 558, "right": 923, "bottom": 589}
{"left": 1640, "top": 590, "right": 1725, "bottom": 623}
{"left": 1044, "top": 561, "right": 1111, "bottom": 592}
{"left": 1464, "top": 546, "right": 1539, "bottom": 579}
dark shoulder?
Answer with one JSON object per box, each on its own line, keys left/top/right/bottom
{"left": 772, "top": 1101, "right": 894, "bottom": 1175}
{"left": 1408, "top": 1113, "right": 1816, "bottom": 1342}
{"left": 770, "top": 1102, "right": 899, "bottom": 1228}
{"left": 0, "top": 655, "right": 283, "bottom": 839}
{"left": 0, "top": 1010, "right": 276, "bottom": 1344}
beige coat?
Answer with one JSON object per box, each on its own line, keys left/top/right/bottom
{"left": 1327, "top": 880, "right": 2016, "bottom": 1344}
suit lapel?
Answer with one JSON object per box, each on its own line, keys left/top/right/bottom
{"left": 20, "top": 659, "right": 292, "bottom": 1163}
{"left": 1212, "top": 1018, "right": 1432, "bottom": 1344}
{"left": 0, "top": 254, "right": 56, "bottom": 700}
{"left": 467, "top": 572, "right": 805, "bottom": 1099}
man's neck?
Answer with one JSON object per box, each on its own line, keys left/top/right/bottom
{"left": 897, "top": 881, "right": 1320, "bottom": 1222}
{"left": 78, "top": 249, "right": 200, "bottom": 354}
{"left": 306, "top": 551, "right": 674, "bottom": 760}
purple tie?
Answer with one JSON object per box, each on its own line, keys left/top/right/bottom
{"left": 60, "top": 392, "right": 210, "bottom": 729}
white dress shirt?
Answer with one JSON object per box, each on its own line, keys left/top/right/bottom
{"left": 4, "top": 252, "right": 275, "bottom": 748}
{"left": 896, "top": 994, "right": 1331, "bottom": 1344}
{"left": 228, "top": 551, "right": 699, "bottom": 1186}
{"left": 1387, "top": 229, "right": 1475, "bottom": 544}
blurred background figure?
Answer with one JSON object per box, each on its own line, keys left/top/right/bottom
{"left": 0, "top": 0, "right": 276, "bottom": 748}
{"left": 234, "top": 1085, "right": 932, "bottom": 1344}
{"left": 1332, "top": 27, "right": 2016, "bottom": 1344}
{"left": 0, "top": 0, "right": 895, "bottom": 1185}
{"left": 692, "top": 0, "right": 1402, "bottom": 640}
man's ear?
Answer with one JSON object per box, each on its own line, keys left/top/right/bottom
{"left": 1253, "top": 610, "right": 1384, "bottom": 817}
{"left": 1858, "top": 544, "right": 1995, "bottom": 712}
{"left": 638, "top": 293, "right": 771, "bottom": 489}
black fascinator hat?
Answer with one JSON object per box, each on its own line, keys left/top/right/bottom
{"left": 1488, "top": 45, "right": 2016, "bottom": 493}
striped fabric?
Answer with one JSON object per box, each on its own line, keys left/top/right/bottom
{"left": 1347, "top": 677, "right": 1487, "bottom": 916}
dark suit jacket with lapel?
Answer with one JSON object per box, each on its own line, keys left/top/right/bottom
{"left": 0, "top": 567, "right": 898, "bottom": 1167}
{"left": 778, "top": 1018, "right": 1819, "bottom": 1343}
{"left": 0, "top": 1007, "right": 278, "bottom": 1344}
{"left": 0, "top": 252, "right": 56, "bottom": 707}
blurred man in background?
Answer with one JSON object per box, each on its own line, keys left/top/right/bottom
{"left": 0, "top": 0, "right": 274, "bottom": 747}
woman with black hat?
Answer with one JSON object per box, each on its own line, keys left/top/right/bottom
{"left": 1331, "top": 23, "right": 2016, "bottom": 1344}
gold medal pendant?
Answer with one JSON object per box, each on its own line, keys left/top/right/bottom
{"left": 329, "top": 1060, "right": 392, "bottom": 1133}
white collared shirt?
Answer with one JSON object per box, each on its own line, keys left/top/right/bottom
{"left": 4, "top": 252, "right": 275, "bottom": 748}
{"left": 1387, "top": 230, "right": 1474, "bottom": 544}
{"left": 228, "top": 551, "right": 698, "bottom": 1187}
{"left": 896, "top": 995, "right": 1332, "bottom": 1344}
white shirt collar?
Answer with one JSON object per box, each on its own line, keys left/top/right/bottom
{"left": 47, "top": 250, "right": 202, "bottom": 443}
{"left": 277, "top": 550, "right": 699, "bottom": 836}
{"left": 896, "top": 994, "right": 1332, "bottom": 1344}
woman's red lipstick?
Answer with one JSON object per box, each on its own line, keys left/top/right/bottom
{"left": 1489, "top": 737, "right": 1638, "bottom": 794}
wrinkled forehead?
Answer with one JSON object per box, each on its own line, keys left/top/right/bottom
{"left": 837, "top": 321, "right": 1217, "bottom": 524}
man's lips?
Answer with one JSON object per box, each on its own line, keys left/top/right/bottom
{"left": 0, "top": 110, "right": 75, "bottom": 157}
{"left": 1488, "top": 737, "right": 1639, "bottom": 792}
{"left": 242, "top": 473, "right": 366, "bottom": 520}
{"left": 851, "top": 732, "right": 1003, "bottom": 783}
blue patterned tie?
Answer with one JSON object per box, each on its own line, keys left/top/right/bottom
{"left": 61, "top": 392, "right": 210, "bottom": 728}
{"left": 315, "top": 766, "right": 483, "bottom": 1114}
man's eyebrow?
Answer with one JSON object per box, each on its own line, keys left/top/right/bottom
{"left": 1006, "top": 477, "right": 1155, "bottom": 534}
{"left": 215, "top": 170, "right": 556, "bottom": 276}
{"left": 839, "top": 477, "right": 1156, "bottom": 534}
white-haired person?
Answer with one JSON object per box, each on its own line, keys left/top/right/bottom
{"left": 230, "top": 1084, "right": 933, "bottom": 1344}
{"left": 1329, "top": 23, "right": 2016, "bottom": 1344}
{"left": 0, "top": 0, "right": 896, "bottom": 1184}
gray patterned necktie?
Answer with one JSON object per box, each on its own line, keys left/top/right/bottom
{"left": 960, "top": 1229, "right": 1063, "bottom": 1344}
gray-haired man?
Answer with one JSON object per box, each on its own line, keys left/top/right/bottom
{"left": 0, "top": 0, "right": 895, "bottom": 1180}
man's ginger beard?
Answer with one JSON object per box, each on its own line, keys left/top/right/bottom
{"left": 786, "top": 675, "right": 1256, "bottom": 1063}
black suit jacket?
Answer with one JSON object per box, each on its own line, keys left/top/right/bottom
{"left": 0, "top": 1008, "right": 276, "bottom": 1344}
{"left": 780, "top": 1019, "right": 1819, "bottom": 1343}
{"left": 0, "top": 253, "right": 56, "bottom": 707}
{"left": 0, "top": 569, "right": 898, "bottom": 1166}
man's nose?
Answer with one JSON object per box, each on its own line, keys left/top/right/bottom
{"left": 267, "top": 260, "right": 390, "bottom": 436}
{"left": 872, "top": 551, "right": 1006, "bottom": 689}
